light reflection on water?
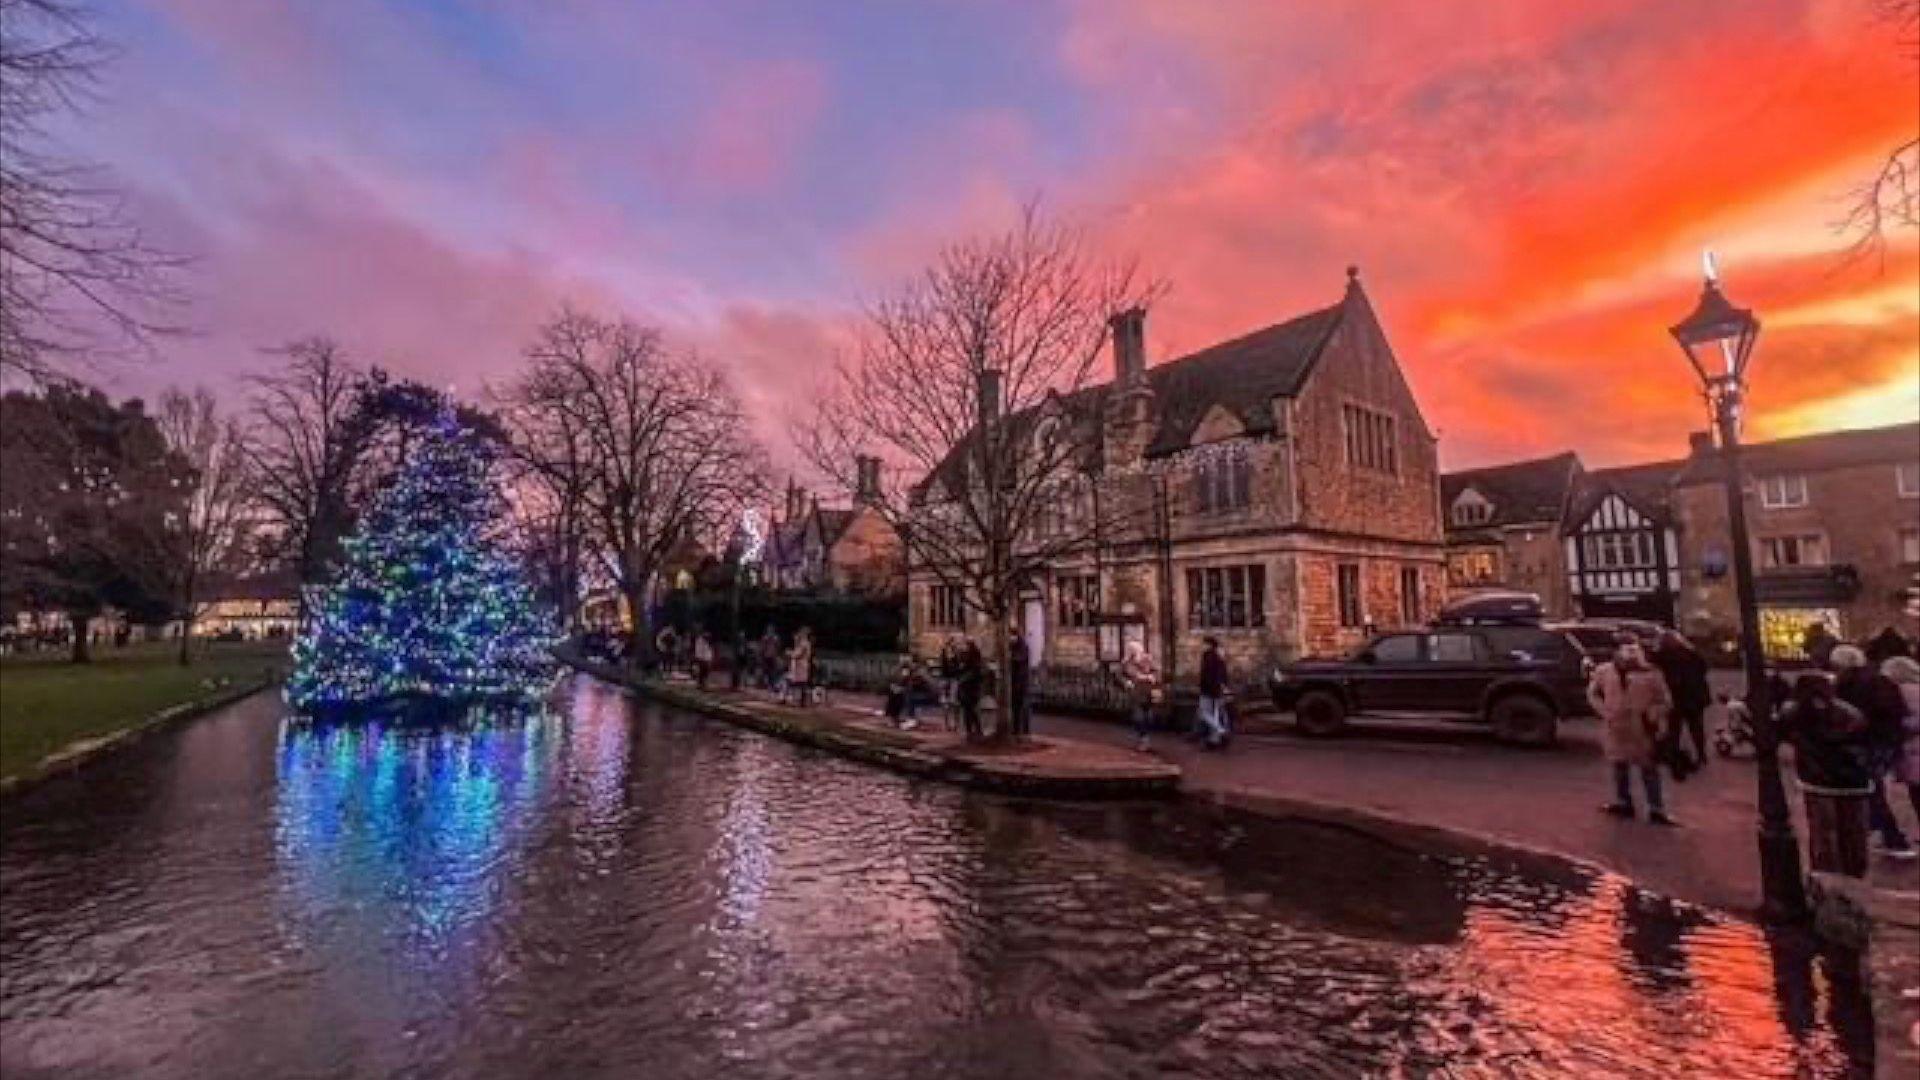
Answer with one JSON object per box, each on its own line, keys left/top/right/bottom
{"left": 0, "top": 676, "right": 1872, "bottom": 1079}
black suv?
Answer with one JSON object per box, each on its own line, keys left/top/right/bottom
{"left": 1266, "top": 624, "right": 1592, "bottom": 745}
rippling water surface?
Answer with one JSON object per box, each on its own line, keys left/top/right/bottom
{"left": 0, "top": 676, "right": 1871, "bottom": 1078}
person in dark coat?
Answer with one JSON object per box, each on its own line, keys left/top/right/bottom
{"left": 1777, "top": 673, "right": 1869, "bottom": 791}
{"left": 1801, "top": 622, "right": 1840, "bottom": 671}
{"left": 1008, "top": 629, "right": 1032, "bottom": 739}
{"left": 1864, "top": 625, "right": 1912, "bottom": 667}
{"left": 1651, "top": 630, "right": 1712, "bottom": 768}
{"left": 955, "top": 636, "right": 985, "bottom": 740}
{"left": 1197, "top": 636, "right": 1231, "bottom": 749}
{"left": 1832, "top": 644, "right": 1916, "bottom": 858}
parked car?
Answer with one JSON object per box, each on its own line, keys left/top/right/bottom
{"left": 1267, "top": 624, "right": 1592, "bottom": 745}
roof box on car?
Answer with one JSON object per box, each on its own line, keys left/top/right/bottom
{"left": 1435, "top": 590, "right": 1544, "bottom": 626}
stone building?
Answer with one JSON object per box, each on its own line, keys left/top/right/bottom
{"left": 764, "top": 463, "right": 905, "bottom": 597}
{"left": 906, "top": 269, "right": 1445, "bottom": 682}
{"left": 1441, "top": 452, "right": 1581, "bottom": 615}
{"left": 1669, "top": 421, "right": 1919, "bottom": 658}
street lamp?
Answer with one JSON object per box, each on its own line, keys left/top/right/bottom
{"left": 1669, "top": 256, "right": 1807, "bottom": 923}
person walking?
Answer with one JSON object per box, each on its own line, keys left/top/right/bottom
{"left": 786, "top": 627, "right": 815, "bottom": 707}
{"left": 1832, "top": 644, "right": 1916, "bottom": 858}
{"left": 758, "top": 627, "right": 783, "bottom": 692}
{"left": 884, "top": 657, "right": 921, "bottom": 730}
{"left": 938, "top": 637, "right": 963, "bottom": 732}
{"left": 1589, "top": 642, "right": 1679, "bottom": 825}
{"left": 954, "top": 635, "right": 985, "bottom": 740}
{"left": 1881, "top": 655, "right": 1920, "bottom": 826}
{"left": 1008, "top": 628, "right": 1033, "bottom": 740}
{"left": 1120, "top": 639, "right": 1160, "bottom": 753}
{"left": 692, "top": 631, "right": 714, "bottom": 689}
{"left": 655, "top": 625, "right": 681, "bottom": 676}
{"left": 1778, "top": 672, "right": 1871, "bottom": 790}
{"left": 1651, "top": 630, "right": 1711, "bottom": 769}
{"left": 1197, "top": 636, "right": 1231, "bottom": 749}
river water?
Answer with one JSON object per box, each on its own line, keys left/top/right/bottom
{"left": 0, "top": 676, "right": 1872, "bottom": 1078}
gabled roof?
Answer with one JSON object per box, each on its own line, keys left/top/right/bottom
{"left": 1139, "top": 302, "right": 1346, "bottom": 456}
{"left": 1563, "top": 459, "right": 1685, "bottom": 530}
{"left": 1673, "top": 421, "right": 1919, "bottom": 487}
{"left": 813, "top": 508, "right": 856, "bottom": 547}
{"left": 1441, "top": 451, "right": 1581, "bottom": 531}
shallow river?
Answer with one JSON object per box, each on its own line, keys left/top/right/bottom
{"left": 0, "top": 676, "right": 1872, "bottom": 1078}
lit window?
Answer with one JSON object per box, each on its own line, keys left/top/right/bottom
{"left": 1756, "top": 475, "right": 1808, "bottom": 509}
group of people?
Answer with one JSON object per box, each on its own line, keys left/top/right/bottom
{"left": 650, "top": 625, "right": 718, "bottom": 688}
{"left": 747, "top": 626, "right": 818, "bottom": 706}
{"left": 1778, "top": 623, "right": 1920, "bottom": 861}
{"left": 882, "top": 634, "right": 997, "bottom": 739}
{"left": 1587, "top": 620, "right": 1920, "bottom": 853}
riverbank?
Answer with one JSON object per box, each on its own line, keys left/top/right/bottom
{"left": 0, "top": 641, "right": 288, "bottom": 792}
{"left": 557, "top": 652, "right": 1178, "bottom": 797}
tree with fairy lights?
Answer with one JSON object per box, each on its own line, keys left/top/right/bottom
{"left": 286, "top": 409, "right": 557, "bottom": 714}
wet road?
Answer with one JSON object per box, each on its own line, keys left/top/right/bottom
{"left": 0, "top": 676, "right": 1873, "bottom": 1078}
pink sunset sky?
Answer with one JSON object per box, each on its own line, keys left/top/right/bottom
{"left": 61, "top": 0, "right": 1920, "bottom": 468}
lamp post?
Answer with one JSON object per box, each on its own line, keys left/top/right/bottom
{"left": 1668, "top": 256, "right": 1807, "bottom": 922}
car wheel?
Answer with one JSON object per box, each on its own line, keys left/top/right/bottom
{"left": 1490, "top": 694, "right": 1558, "bottom": 747}
{"left": 1294, "top": 690, "right": 1348, "bottom": 737}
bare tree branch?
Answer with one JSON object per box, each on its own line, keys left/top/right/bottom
{"left": 156, "top": 386, "right": 252, "bottom": 664}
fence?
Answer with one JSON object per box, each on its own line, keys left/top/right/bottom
{"left": 813, "top": 651, "right": 1135, "bottom": 715}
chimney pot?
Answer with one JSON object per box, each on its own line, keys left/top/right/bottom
{"left": 1687, "top": 430, "right": 1716, "bottom": 456}
{"left": 1108, "top": 307, "right": 1146, "bottom": 384}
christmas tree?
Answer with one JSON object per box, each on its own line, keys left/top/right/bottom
{"left": 286, "top": 414, "right": 557, "bottom": 714}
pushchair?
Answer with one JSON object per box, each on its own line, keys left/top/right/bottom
{"left": 1712, "top": 693, "right": 1757, "bottom": 759}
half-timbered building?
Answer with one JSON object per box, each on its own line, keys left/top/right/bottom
{"left": 1561, "top": 461, "right": 1684, "bottom": 624}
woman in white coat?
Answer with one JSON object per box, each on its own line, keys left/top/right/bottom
{"left": 1588, "top": 642, "right": 1678, "bottom": 825}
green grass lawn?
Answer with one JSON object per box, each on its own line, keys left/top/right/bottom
{"left": 0, "top": 640, "right": 288, "bottom": 782}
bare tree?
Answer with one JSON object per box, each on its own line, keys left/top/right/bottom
{"left": 156, "top": 387, "right": 251, "bottom": 664}
{"left": 499, "top": 308, "right": 767, "bottom": 667}
{"left": 244, "top": 338, "right": 364, "bottom": 595}
{"left": 800, "top": 207, "right": 1157, "bottom": 740}
{"left": 0, "top": 0, "right": 184, "bottom": 384}
{"left": 1844, "top": 0, "right": 1920, "bottom": 263}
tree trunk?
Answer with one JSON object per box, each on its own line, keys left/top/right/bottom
{"left": 70, "top": 614, "right": 92, "bottom": 664}
{"left": 177, "top": 582, "right": 196, "bottom": 666}
{"left": 621, "top": 576, "right": 651, "bottom": 675}
{"left": 988, "top": 596, "right": 1012, "bottom": 742}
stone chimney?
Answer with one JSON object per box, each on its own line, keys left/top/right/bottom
{"left": 854, "top": 454, "right": 881, "bottom": 506}
{"left": 1687, "top": 430, "right": 1716, "bottom": 457}
{"left": 976, "top": 368, "right": 1003, "bottom": 426}
{"left": 1109, "top": 306, "right": 1146, "bottom": 385}
{"left": 784, "top": 479, "right": 807, "bottom": 523}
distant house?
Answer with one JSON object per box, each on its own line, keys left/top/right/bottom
{"left": 1671, "top": 421, "right": 1919, "bottom": 657}
{"left": 765, "top": 468, "right": 904, "bottom": 597}
{"left": 906, "top": 269, "right": 1445, "bottom": 676}
{"left": 1561, "top": 459, "right": 1686, "bottom": 624}
{"left": 1441, "top": 452, "right": 1581, "bottom": 615}
{"left": 192, "top": 571, "right": 301, "bottom": 639}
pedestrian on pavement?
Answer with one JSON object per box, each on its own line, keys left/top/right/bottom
{"left": 1589, "top": 642, "right": 1679, "bottom": 825}
{"left": 1197, "top": 635, "right": 1231, "bottom": 749}
{"left": 955, "top": 635, "right": 985, "bottom": 740}
{"left": 1651, "top": 630, "right": 1711, "bottom": 770}
{"left": 884, "top": 657, "right": 921, "bottom": 730}
{"left": 1832, "top": 644, "right": 1916, "bottom": 859}
{"left": 1008, "top": 627, "right": 1033, "bottom": 740}
{"left": 1802, "top": 622, "right": 1840, "bottom": 671}
{"left": 786, "top": 627, "right": 815, "bottom": 707}
{"left": 692, "top": 631, "right": 714, "bottom": 689}
{"left": 758, "top": 627, "right": 783, "bottom": 691}
{"left": 939, "top": 637, "right": 963, "bottom": 732}
{"left": 1120, "top": 639, "right": 1161, "bottom": 753}
{"left": 1864, "top": 625, "right": 1912, "bottom": 667}
{"left": 1882, "top": 654, "right": 1920, "bottom": 826}
{"left": 1777, "top": 672, "right": 1870, "bottom": 791}
{"left": 655, "top": 625, "right": 680, "bottom": 676}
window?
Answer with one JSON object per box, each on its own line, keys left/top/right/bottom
{"left": 1757, "top": 475, "right": 1807, "bottom": 509}
{"left": 1450, "top": 493, "right": 1493, "bottom": 527}
{"left": 1899, "top": 527, "right": 1919, "bottom": 565}
{"left": 1581, "top": 532, "right": 1656, "bottom": 570}
{"left": 1056, "top": 574, "right": 1099, "bottom": 629}
{"left": 1371, "top": 634, "right": 1420, "bottom": 662}
{"left": 1335, "top": 562, "right": 1363, "bottom": 628}
{"left": 1448, "top": 550, "right": 1498, "bottom": 586}
{"left": 1186, "top": 564, "right": 1267, "bottom": 629}
{"left": 1341, "top": 403, "right": 1399, "bottom": 475}
{"left": 928, "top": 584, "right": 966, "bottom": 629}
{"left": 1760, "top": 534, "right": 1827, "bottom": 569}
{"left": 1194, "top": 449, "right": 1252, "bottom": 514}
{"left": 1426, "top": 633, "right": 1481, "bottom": 663}
{"left": 1898, "top": 463, "right": 1920, "bottom": 499}
{"left": 1399, "top": 566, "right": 1422, "bottom": 626}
